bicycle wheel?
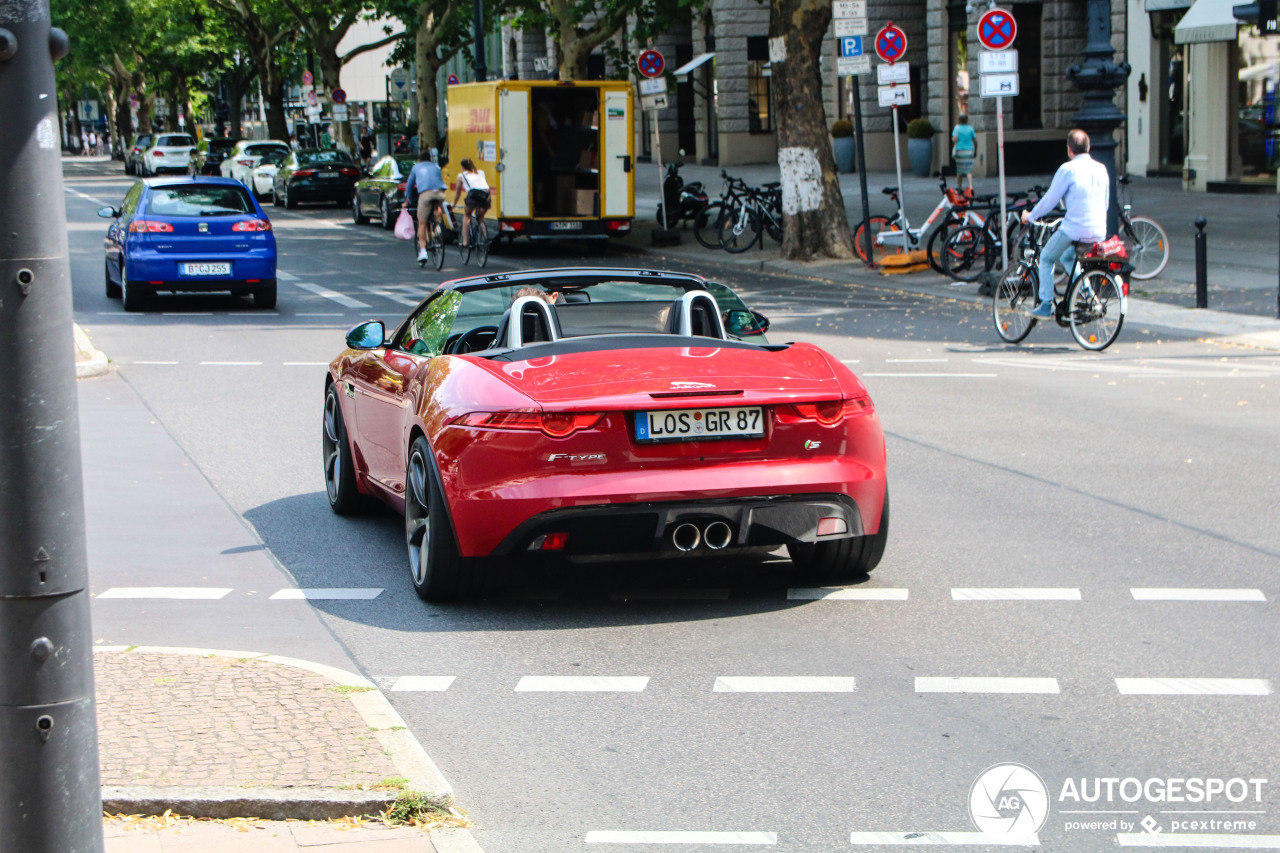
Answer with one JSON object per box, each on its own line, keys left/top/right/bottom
{"left": 853, "top": 216, "right": 903, "bottom": 265}
{"left": 719, "top": 207, "right": 761, "bottom": 253}
{"left": 1123, "top": 216, "right": 1169, "bottom": 280}
{"left": 473, "top": 219, "right": 489, "bottom": 268}
{"left": 458, "top": 220, "right": 473, "bottom": 265}
{"left": 1068, "top": 270, "right": 1125, "bottom": 351}
{"left": 428, "top": 230, "right": 445, "bottom": 271}
{"left": 993, "top": 263, "right": 1038, "bottom": 344}
{"left": 693, "top": 202, "right": 730, "bottom": 249}
{"left": 939, "top": 225, "right": 994, "bottom": 282}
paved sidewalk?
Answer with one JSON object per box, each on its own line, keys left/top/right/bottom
{"left": 95, "top": 647, "right": 480, "bottom": 852}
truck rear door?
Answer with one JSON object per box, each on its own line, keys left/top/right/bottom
{"left": 602, "top": 89, "right": 633, "bottom": 218}
{"left": 498, "top": 87, "right": 531, "bottom": 218}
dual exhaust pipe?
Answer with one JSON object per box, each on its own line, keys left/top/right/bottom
{"left": 671, "top": 520, "right": 734, "bottom": 552}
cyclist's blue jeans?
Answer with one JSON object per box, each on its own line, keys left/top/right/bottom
{"left": 1037, "top": 229, "right": 1075, "bottom": 305}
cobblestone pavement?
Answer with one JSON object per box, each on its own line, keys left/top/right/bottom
{"left": 96, "top": 651, "right": 401, "bottom": 790}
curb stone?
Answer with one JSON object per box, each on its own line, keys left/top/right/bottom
{"left": 75, "top": 323, "right": 111, "bottom": 378}
{"left": 94, "top": 646, "right": 466, "bottom": 831}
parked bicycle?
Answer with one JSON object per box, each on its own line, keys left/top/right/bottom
{"left": 719, "top": 182, "right": 784, "bottom": 253}
{"left": 993, "top": 219, "right": 1130, "bottom": 351}
{"left": 853, "top": 171, "right": 984, "bottom": 266}
{"left": 692, "top": 172, "right": 765, "bottom": 250}
{"left": 935, "top": 187, "right": 1045, "bottom": 282}
{"left": 1117, "top": 176, "right": 1170, "bottom": 280}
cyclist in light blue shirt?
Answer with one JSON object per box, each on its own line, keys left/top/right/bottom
{"left": 1021, "top": 129, "right": 1110, "bottom": 318}
{"left": 402, "top": 151, "right": 448, "bottom": 261}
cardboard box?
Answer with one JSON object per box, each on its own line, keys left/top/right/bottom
{"left": 572, "top": 189, "right": 597, "bottom": 216}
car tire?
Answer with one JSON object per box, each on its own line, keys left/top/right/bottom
{"left": 352, "top": 191, "right": 368, "bottom": 224}
{"left": 405, "top": 436, "right": 487, "bottom": 602}
{"left": 253, "top": 279, "right": 277, "bottom": 309}
{"left": 284, "top": 186, "right": 297, "bottom": 209}
{"left": 120, "top": 265, "right": 145, "bottom": 312}
{"left": 787, "top": 487, "right": 889, "bottom": 577}
{"left": 104, "top": 259, "right": 121, "bottom": 298}
{"left": 272, "top": 185, "right": 282, "bottom": 207}
{"left": 380, "top": 197, "right": 394, "bottom": 231}
{"left": 322, "top": 383, "right": 368, "bottom": 516}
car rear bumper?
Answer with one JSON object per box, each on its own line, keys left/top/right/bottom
{"left": 489, "top": 493, "right": 868, "bottom": 558}
{"left": 287, "top": 178, "right": 357, "bottom": 200}
{"left": 126, "top": 252, "right": 276, "bottom": 290}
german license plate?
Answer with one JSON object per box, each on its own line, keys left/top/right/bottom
{"left": 179, "top": 262, "right": 231, "bottom": 276}
{"left": 549, "top": 221, "right": 583, "bottom": 231}
{"left": 635, "top": 407, "right": 765, "bottom": 442}
{"left": 319, "top": 171, "right": 339, "bottom": 178}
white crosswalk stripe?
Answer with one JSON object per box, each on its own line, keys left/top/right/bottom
{"left": 1131, "top": 588, "right": 1266, "bottom": 601}
{"left": 293, "top": 281, "right": 370, "bottom": 308}
{"left": 97, "top": 587, "right": 233, "bottom": 600}
{"left": 269, "top": 588, "right": 383, "bottom": 600}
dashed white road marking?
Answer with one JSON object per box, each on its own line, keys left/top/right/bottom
{"left": 612, "top": 588, "right": 731, "bottom": 601}
{"left": 1116, "top": 833, "right": 1280, "bottom": 848}
{"left": 713, "top": 676, "right": 856, "bottom": 693}
{"left": 275, "top": 270, "right": 298, "bottom": 281}
{"left": 515, "top": 676, "right": 649, "bottom": 692}
{"left": 64, "top": 186, "right": 108, "bottom": 205}
{"left": 952, "top": 588, "right": 1081, "bottom": 601}
{"left": 788, "top": 587, "right": 908, "bottom": 600}
{"left": 293, "top": 281, "right": 370, "bottom": 308}
{"left": 849, "top": 831, "right": 1039, "bottom": 846}
{"left": 269, "top": 588, "right": 383, "bottom": 600}
{"left": 585, "top": 830, "right": 778, "bottom": 844}
{"left": 360, "top": 284, "right": 433, "bottom": 307}
{"left": 97, "top": 587, "right": 233, "bottom": 600}
{"left": 389, "top": 676, "right": 456, "bottom": 692}
{"left": 1131, "top": 588, "right": 1266, "bottom": 602}
{"left": 862, "top": 373, "right": 997, "bottom": 378}
{"left": 1115, "top": 678, "right": 1271, "bottom": 696}
{"left": 916, "top": 677, "right": 1060, "bottom": 694}
{"left": 840, "top": 359, "right": 861, "bottom": 364}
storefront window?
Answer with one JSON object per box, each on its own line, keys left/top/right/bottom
{"left": 747, "top": 35, "right": 773, "bottom": 134}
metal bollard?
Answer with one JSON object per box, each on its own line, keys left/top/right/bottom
{"left": 1194, "top": 217, "right": 1208, "bottom": 309}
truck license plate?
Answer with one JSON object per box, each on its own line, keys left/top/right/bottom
{"left": 549, "top": 221, "right": 583, "bottom": 231}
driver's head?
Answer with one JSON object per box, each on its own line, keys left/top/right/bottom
{"left": 1066, "top": 129, "right": 1090, "bottom": 157}
{"left": 419, "top": 150, "right": 432, "bottom": 162}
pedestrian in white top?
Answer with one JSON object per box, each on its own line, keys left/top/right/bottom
{"left": 451, "top": 158, "right": 490, "bottom": 248}
{"left": 1021, "top": 129, "right": 1110, "bottom": 318}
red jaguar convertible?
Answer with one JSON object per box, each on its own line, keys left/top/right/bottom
{"left": 323, "top": 268, "right": 888, "bottom": 601}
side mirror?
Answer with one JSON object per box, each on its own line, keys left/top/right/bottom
{"left": 726, "top": 309, "right": 769, "bottom": 337}
{"left": 97, "top": 206, "right": 119, "bottom": 219}
{"left": 345, "top": 320, "right": 385, "bottom": 350}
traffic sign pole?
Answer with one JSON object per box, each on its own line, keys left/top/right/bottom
{"left": 997, "top": 96, "right": 1008, "bottom": 272}
{"left": 874, "top": 23, "right": 910, "bottom": 235}
{"left": 976, "top": 9, "right": 1017, "bottom": 272}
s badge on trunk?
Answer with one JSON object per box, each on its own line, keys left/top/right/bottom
{"left": 198, "top": 221, "right": 209, "bottom": 232}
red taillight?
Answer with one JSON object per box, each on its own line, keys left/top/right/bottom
{"left": 232, "top": 219, "right": 272, "bottom": 232}
{"left": 339, "top": 167, "right": 359, "bottom": 176}
{"left": 128, "top": 220, "right": 174, "bottom": 233}
{"left": 238, "top": 158, "right": 255, "bottom": 166}
{"left": 500, "top": 220, "right": 526, "bottom": 232}
{"left": 397, "top": 181, "right": 407, "bottom": 193}
{"left": 294, "top": 169, "right": 317, "bottom": 178}
{"left": 153, "top": 150, "right": 165, "bottom": 157}
{"left": 457, "top": 411, "right": 603, "bottom": 438}
{"left": 605, "top": 219, "right": 630, "bottom": 232}
{"left": 533, "top": 532, "right": 569, "bottom": 551}
{"left": 1122, "top": 280, "right": 1129, "bottom": 296}
{"left": 780, "top": 398, "right": 872, "bottom": 426}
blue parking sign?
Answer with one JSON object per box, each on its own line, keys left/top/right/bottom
{"left": 840, "top": 36, "right": 863, "bottom": 58}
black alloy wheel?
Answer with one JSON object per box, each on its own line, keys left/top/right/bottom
{"left": 322, "top": 384, "right": 366, "bottom": 515}
{"left": 405, "top": 436, "right": 487, "bottom": 601}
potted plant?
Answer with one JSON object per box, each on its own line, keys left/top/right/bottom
{"left": 830, "top": 119, "right": 855, "bottom": 173}
{"left": 906, "top": 118, "right": 935, "bottom": 177}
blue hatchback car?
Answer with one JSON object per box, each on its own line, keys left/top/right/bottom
{"left": 100, "top": 177, "right": 278, "bottom": 311}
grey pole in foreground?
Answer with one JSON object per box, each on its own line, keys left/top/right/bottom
{"left": 0, "top": 5, "right": 106, "bottom": 853}
{"left": 472, "top": 0, "right": 487, "bottom": 83}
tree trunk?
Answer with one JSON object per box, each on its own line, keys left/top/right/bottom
{"left": 319, "top": 53, "right": 355, "bottom": 155}
{"left": 415, "top": 20, "right": 443, "bottom": 156}
{"left": 769, "top": 0, "right": 854, "bottom": 260}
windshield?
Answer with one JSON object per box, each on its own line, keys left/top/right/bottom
{"left": 298, "top": 150, "right": 352, "bottom": 165}
{"left": 246, "top": 143, "right": 288, "bottom": 157}
{"left": 143, "top": 185, "right": 254, "bottom": 217}
{"left": 157, "top": 135, "right": 194, "bottom": 147}
{"left": 209, "top": 139, "right": 239, "bottom": 152}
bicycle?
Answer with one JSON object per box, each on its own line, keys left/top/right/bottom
{"left": 693, "top": 172, "right": 757, "bottom": 250}
{"left": 719, "top": 183, "right": 784, "bottom": 253}
{"left": 1116, "top": 176, "right": 1170, "bottom": 280}
{"left": 853, "top": 172, "right": 985, "bottom": 266}
{"left": 935, "top": 188, "right": 1042, "bottom": 282}
{"left": 992, "top": 219, "right": 1129, "bottom": 351}
{"left": 459, "top": 209, "right": 490, "bottom": 268}
{"left": 412, "top": 198, "right": 446, "bottom": 271}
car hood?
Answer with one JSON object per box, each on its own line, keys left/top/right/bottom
{"left": 477, "top": 342, "right": 858, "bottom": 409}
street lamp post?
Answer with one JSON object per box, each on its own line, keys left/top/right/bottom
{"left": 0, "top": 11, "right": 106, "bottom": 853}
{"left": 473, "top": 0, "right": 486, "bottom": 82}
{"left": 1066, "top": 0, "right": 1131, "bottom": 237}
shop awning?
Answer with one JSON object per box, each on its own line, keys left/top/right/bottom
{"left": 1174, "top": 0, "right": 1243, "bottom": 43}
{"left": 672, "top": 53, "right": 715, "bottom": 76}
{"left": 1145, "top": 0, "right": 1193, "bottom": 12}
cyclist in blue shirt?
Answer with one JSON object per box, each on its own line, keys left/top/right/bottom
{"left": 402, "top": 151, "right": 448, "bottom": 262}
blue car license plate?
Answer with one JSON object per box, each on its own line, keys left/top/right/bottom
{"left": 180, "top": 262, "right": 231, "bottom": 276}
{"left": 635, "top": 407, "right": 765, "bottom": 442}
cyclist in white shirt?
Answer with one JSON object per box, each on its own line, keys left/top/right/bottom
{"left": 451, "top": 158, "right": 490, "bottom": 248}
{"left": 1021, "top": 129, "right": 1110, "bottom": 318}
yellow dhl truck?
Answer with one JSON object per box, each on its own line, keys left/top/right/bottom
{"left": 445, "top": 79, "right": 635, "bottom": 242}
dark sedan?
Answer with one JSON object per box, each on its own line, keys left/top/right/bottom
{"left": 352, "top": 155, "right": 417, "bottom": 230}
{"left": 272, "top": 149, "right": 360, "bottom": 209}
{"left": 189, "top": 137, "right": 243, "bottom": 176}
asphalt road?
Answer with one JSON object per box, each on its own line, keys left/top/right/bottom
{"left": 65, "top": 159, "right": 1280, "bottom": 852}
